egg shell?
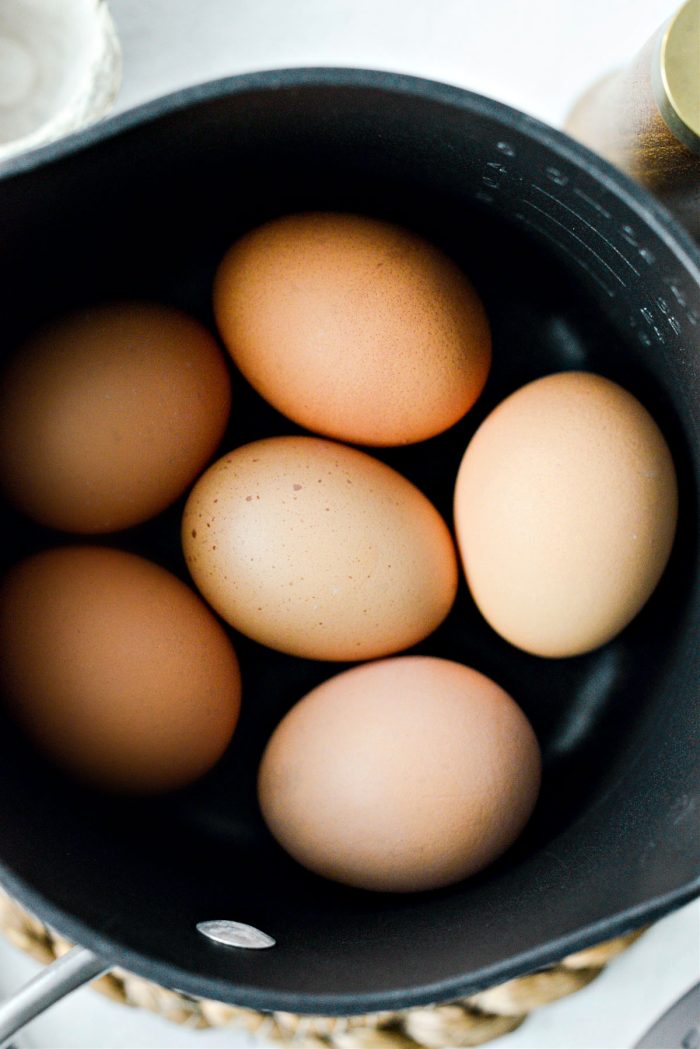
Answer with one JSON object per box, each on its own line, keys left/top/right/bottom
{"left": 0, "top": 302, "right": 231, "bottom": 533}
{"left": 0, "top": 546, "right": 241, "bottom": 793}
{"left": 258, "top": 655, "right": 541, "bottom": 892}
{"left": 213, "top": 212, "right": 491, "bottom": 446}
{"left": 182, "top": 436, "right": 458, "bottom": 661}
{"left": 454, "top": 371, "right": 678, "bottom": 658}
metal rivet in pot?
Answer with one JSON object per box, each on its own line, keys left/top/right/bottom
{"left": 196, "top": 920, "right": 276, "bottom": 949}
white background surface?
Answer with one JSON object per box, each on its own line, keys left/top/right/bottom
{"left": 1, "top": 1, "right": 698, "bottom": 1047}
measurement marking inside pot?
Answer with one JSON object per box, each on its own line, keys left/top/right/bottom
{"left": 523, "top": 198, "right": 627, "bottom": 287}
{"left": 532, "top": 183, "right": 640, "bottom": 276}
{"left": 515, "top": 211, "right": 615, "bottom": 298}
{"left": 573, "top": 185, "right": 612, "bottom": 220}
{"left": 197, "top": 920, "right": 276, "bottom": 949}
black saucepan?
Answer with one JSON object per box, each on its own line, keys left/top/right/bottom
{"left": 0, "top": 68, "right": 697, "bottom": 1038}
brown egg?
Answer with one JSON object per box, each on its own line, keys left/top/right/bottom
{"left": 0, "top": 302, "right": 231, "bottom": 533}
{"left": 182, "top": 436, "right": 458, "bottom": 661}
{"left": 0, "top": 546, "right": 241, "bottom": 793}
{"left": 213, "top": 212, "right": 491, "bottom": 446}
{"left": 454, "top": 371, "right": 678, "bottom": 657}
{"left": 258, "top": 656, "right": 541, "bottom": 892}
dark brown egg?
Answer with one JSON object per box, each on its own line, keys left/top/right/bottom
{"left": 0, "top": 302, "right": 231, "bottom": 533}
{"left": 0, "top": 546, "right": 241, "bottom": 793}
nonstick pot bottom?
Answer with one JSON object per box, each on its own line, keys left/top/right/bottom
{"left": 0, "top": 888, "right": 644, "bottom": 1047}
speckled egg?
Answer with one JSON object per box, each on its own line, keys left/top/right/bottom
{"left": 182, "top": 436, "right": 458, "bottom": 660}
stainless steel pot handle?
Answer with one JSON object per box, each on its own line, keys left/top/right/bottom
{"left": 0, "top": 946, "right": 108, "bottom": 1047}
{"left": 0, "top": 918, "right": 274, "bottom": 1045}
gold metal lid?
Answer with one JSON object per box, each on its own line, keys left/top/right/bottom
{"left": 654, "top": 0, "right": 700, "bottom": 154}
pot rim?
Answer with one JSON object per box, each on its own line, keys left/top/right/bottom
{"left": 0, "top": 64, "right": 699, "bottom": 275}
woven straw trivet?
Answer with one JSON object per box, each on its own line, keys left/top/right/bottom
{"left": 0, "top": 889, "right": 645, "bottom": 1047}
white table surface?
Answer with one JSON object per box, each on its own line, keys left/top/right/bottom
{"left": 1, "top": 1, "right": 698, "bottom": 1046}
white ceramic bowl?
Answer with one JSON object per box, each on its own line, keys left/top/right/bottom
{"left": 0, "top": 0, "right": 121, "bottom": 161}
